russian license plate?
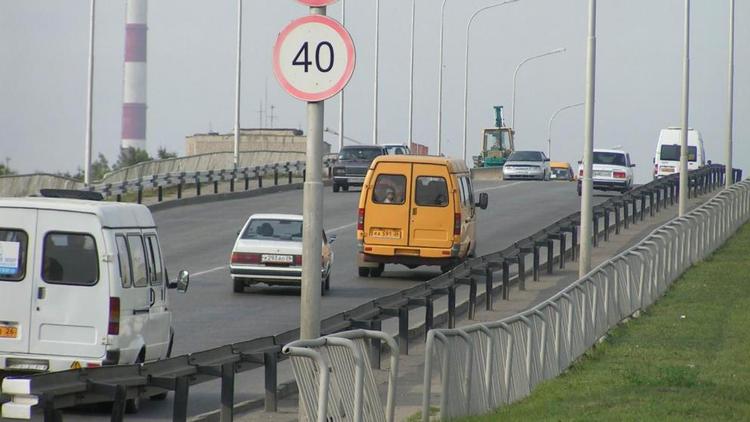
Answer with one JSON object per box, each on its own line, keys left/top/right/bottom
{"left": 594, "top": 170, "right": 611, "bottom": 177}
{"left": 371, "top": 229, "right": 401, "bottom": 239}
{"left": 0, "top": 325, "right": 18, "bottom": 338}
{"left": 662, "top": 166, "right": 675, "bottom": 173}
{"left": 261, "top": 254, "right": 293, "bottom": 264}
{"left": 348, "top": 177, "right": 365, "bottom": 183}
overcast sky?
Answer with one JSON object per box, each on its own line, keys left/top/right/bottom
{"left": 1, "top": 0, "right": 747, "bottom": 182}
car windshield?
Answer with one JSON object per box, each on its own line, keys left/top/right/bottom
{"left": 385, "top": 146, "right": 409, "bottom": 155}
{"left": 338, "top": 148, "right": 383, "bottom": 161}
{"left": 660, "top": 145, "right": 697, "bottom": 162}
{"left": 593, "top": 152, "right": 627, "bottom": 166}
{"left": 242, "top": 219, "right": 303, "bottom": 241}
{"left": 552, "top": 168, "right": 570, "bottom": 178}
{"left": 508, "top": 151, "right": 543, "bottom": 162}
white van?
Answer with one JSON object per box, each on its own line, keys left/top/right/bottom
{"left": 654, "top": 127, "right": 706, "bottom": 178}
{"left": 0, "top": 191, "right": 189, "bottom": 378}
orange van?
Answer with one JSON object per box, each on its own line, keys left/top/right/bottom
{"left": 356, "top": 155, "right": 488, "bottom": 276}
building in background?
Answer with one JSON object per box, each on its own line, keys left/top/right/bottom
{"left": 186, "top": 128, "right": 330, "bottom": 156}
{"left": 121, "top": 0, "right": 148, "bottom": 150}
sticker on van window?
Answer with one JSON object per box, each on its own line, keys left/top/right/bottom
{"left": 0, "top": 241, "right": 20, "bottom": 275}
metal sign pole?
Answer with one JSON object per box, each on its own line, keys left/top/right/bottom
{"left": 725, "top": 0, "right": 735, "bottom": 188}
{"left": 579, "top": 0, "right": 596, "bottom": 278}
{"left": 679, "top": 0, "right": 690, "bottom": 216}
{"left": 84, "top": 0, "right": 95, "bottom": 186}
{"left": 233, "top": 0, "right": 243, "bottom": 170}
{"left": 300, "top": 5, "right": 327, "bottom": 340}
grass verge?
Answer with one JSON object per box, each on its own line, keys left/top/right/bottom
{"left": 461, "top": 222, "right": 750, "bottom": 421}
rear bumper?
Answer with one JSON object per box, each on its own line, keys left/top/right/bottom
{"left": 0, "top": 353, "right": 107, "bottom": 374}
{"left": 503, "top": 169, "right": 544, "bottom": 179}
{"left": 230, "top": 266, "right": 326, "bottom": 284}
{"left": 359, "top": 244, "right": 461, "bottom": 267}
{"left": 333, "top": 176, "right": 365, "bottom": 186}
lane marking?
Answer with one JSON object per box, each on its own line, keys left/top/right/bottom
{"left": 191, "top": 182, "right": 523, "bottom": 276}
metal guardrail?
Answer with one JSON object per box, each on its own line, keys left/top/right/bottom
{"left": 84, "top": 158, "right": 338, "bottom": 204}
{"left": 420, "top": 178, "right": 750, "bottom": 420}
{"left": 0, "top": 165, "right": 738, "bottom": 421}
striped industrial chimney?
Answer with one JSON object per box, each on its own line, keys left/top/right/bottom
{"left": 121, "top": 0, "right": 147, "bottom": 150}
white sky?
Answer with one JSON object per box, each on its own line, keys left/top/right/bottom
{"left": 0, "top": 0, "right": 747, "bottom": 183}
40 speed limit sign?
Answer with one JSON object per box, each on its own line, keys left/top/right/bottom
{"left": 273, "top": 15, "right": 355, "bottom": 102}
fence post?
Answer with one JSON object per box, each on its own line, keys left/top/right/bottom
{"left": 245, "top": 172, "right": 250, "bottom": 190}
{"left": 173, "top": 376, "right": 190, "bottom": 422}
{"left": 485, "top": 265, "right": 494, "bottom": 310}
{"left": 137, "top": 186, "right": 143, "bottom": 204}
{"left": 221, "top": 362, "right": 235, "bottom": 422}
{"left": 196, "top": 176, "right": 201, "bottom": 196}
{"left": 603, "top": 210, "right": 610, "bottom": 242}
{"left": 502, "top": 260, "right": 511, "bottom": 300}
{"left": 533, "top": 244, "right": 541, "bottom": 281}
{"left": 177, "top": 182, "right": 183, "bottom": 199}
{"left": 448, "top": 285, "right": 456, "bottom": 328}
{"left": 264, "top": 351, "right": 278, "bottom": 412}
{"left": 288, "top": 170, "right": 293, "bottom": 184}
{"left": 399, "top": 306, "right": 409, "bottom": 355}
{"left": 258, "top": 173, "right": 263, "bottom": 189}
{"left": 559, "top": 233, "right": 567, "bottom": 269}
{"left": 517, "top": 254, "right": 526, "bottom": 291}
{"left": 158, "top": 185, "right": 163, "bottom": 202}
{"left": 615, "top": 204, "right": 621, "bottom": 234}
{"left": 547, "top": 239, "right": 554, "bottom": 274}
{"left": 274, "top": 168, "right": 279, "bottom": 186}
{"left": 370, "top": 319, "right": 383, "bottom": 369}
{"left": 230, "top": 177, "right": 235, "bottom": 193}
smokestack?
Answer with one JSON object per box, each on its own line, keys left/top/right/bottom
{"left": 121, "top": 0, "right": 147, "bottom": 150}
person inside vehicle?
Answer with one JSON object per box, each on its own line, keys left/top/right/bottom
{"left": 383, "top": 188, "right": 396, "bottom": 204}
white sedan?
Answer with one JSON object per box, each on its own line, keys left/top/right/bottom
{"left": 230, "top": 214, "right": 335, "bottom": 294}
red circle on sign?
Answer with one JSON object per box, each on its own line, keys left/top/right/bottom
{"left": 296, "top": 0, "right": 339, "bottom": 6}
{"left": 273, "top": 15, "right": 355, "bottom": 102}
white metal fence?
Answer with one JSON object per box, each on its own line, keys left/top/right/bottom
{"left": 422, "top": 179, "right": 750, "bottom": 420}
{"left": 283, "top": 330, "right": 399, "bottom": 422}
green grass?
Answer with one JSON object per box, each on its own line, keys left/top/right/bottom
{"left": 458, "top": 223, "right": 750, "bottom": 422}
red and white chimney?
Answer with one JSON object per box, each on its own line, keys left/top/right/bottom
{"left": 121, "top": 0, "right": 147, "bottom": 150}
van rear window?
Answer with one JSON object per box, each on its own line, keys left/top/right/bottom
{"left": 415, "top": 176, "right": 449, "bottom": 207}
{"left": 42, "top": 233, "right": 99, "bottom": 286}
{"left": 660, "top": 145, "right": 697, "bottom": 162}
{"left": 0, "top": 229, "right": 28, "bottom": 282}
{"left": 372, "top": 174, "right": 406, "bottom": 204}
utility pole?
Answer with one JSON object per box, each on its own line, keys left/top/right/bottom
{"left": 233, "top": 0, "right": 242, "bottom": 169}
{"left": 579, "top": 0, "right": 597, "bottom": 278}
{"left": 84, "top": 0, "right": 96, "bottom": 186}
{"left": 338, "top": 0, "right": 346, "bottom": 152}
{"left": 407, "top": 0, "right": 416, "bottom": 145}
{"left": 725, "top": 0, "right": 735, "bottom": 188}
{"left": 678, "top": 0, "right": 690, "bottom": 216}
{"left": 372, "top": 0, "right": 380, "bottom": 145}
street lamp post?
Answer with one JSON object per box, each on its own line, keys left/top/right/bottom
{"left": 510, "top": 47, "right": 566, "bottom": 130}
{"left": 725, "top": 0, "right": 735, "bottom": 188}
{"left": 233, "top": 0, "right": 242, "bottom": 169}
{"left": 437, "top": 0, "right": 449, "bottom": 155}
{"left": 372, "top": 0, "right": 380, "bottom": 145}
{"left": 579, "top": 0, "right": 597, "bottom": 278}
{"left": 84, "top": 0, "right": 96, "bottom": 186}
{"left": 338, "top": 0, "right": 346, "bottom": 152}
{"left": 462, "top": 0, "right": 519, "bottom": 162}
{"left": 678, "top": 0, "right": 690, "bottom": 216}
{"left": 547, "top": 102, "right": 583, "bottom": 158}
{"left": 407, "top": 0, "right": 416, "bottom": 145}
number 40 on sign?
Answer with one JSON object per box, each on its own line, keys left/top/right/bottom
{"left": 273, "top": 14, "right": 356, "bottom": 102}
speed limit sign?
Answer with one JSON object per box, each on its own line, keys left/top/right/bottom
{"left": 273, "top": 15, "right": 355, "bottom": 102}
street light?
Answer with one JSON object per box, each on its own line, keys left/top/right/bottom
{"left": 579, "top": 0, "right": 597, "bottom": 278}
{"left": 510, "top": 47, "right": 566, "bottom": 130}
{"left": 83, "top": 0, "right": 96, "bottom": 186}
{"left": 678, "top": 0, "right": 690, "bottom": 216}
{"left": 725, "top": 0, "right": 735, "bottom": 187}
{"left": 462, "top": 0, "right": 520, "bottom": 162}
{"left": 338, "top": 0, "right": 346, "bottom": 152}
{"left": 547, "top": 102, "right": 583, "bottom": 158}
{"left": 233, "top": 0, "right": 242, "bottom": 169}
{"left": 407, "top": 0, "right": 416, "bottom": 145}
{"left": 437, "top": 0, "right": 449, "bottom": 155}
{"left": 373, "top": 0, "right": 380, "bottom": 145}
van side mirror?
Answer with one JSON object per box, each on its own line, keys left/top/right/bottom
{"left": 630, "top": 164, "right": 636, "bottom": 168}
{"left": 476, "top": 193, "right": 489, "bottom": 210}
{"left": 169, "top": 270, "right": 190, "bottom": 292}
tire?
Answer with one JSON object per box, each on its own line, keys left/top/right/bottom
{"left": 324, "top": 274, "right": 331, "bottom": 291}
{"left": 333, "top": 184, "right": 340, "bottom": 193}
{"left": 125, "top": 353, "right": 145, "bottom": 413}
{"left": 370, "top": 264, "right": 384, "bottom": 278}
{"left": 320, "top": 280, "right": 326, "bottom": 296}
{"left": 358, "top": 267, "right": 370, "bottom": 277}
{"left": 342, "top": 185, "right": 349, "bottom": 192}
{"left": 151, "top": 335, "right": 173, "bottom": 401}
{"left": 233, "top": 279, "right": 244, "bottom": 293}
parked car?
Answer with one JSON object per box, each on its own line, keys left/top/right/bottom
{"left": 332, "top": 145, "right": 387, "bottom": 192}
{"left": 577, "top": 149, "right": 635, "bottom": 195}
{"left": 502, "top": 150, "right": 551, "bottom": 180}
{"left": 356, "top": 155, "right": 488, "bottom": 276}
{"left": 653, "top": 127, "right": 705, "bottom": 178}
{"left": 230, "top": 214, "right": 334, "bottom": 293}
{"left": 0, "top": 190, "right": 189, "bottom": 410}
{"left": 550, "top": 161, "right": 575, "bottom": 181}
{"left": 382, "top": 143, "right": 411, "bottom": 155}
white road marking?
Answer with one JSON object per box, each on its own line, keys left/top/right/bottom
{"left": 192, "top": 182, "right": 522, "bottom": 276}
{"left": 192, "top": 265, "right": 228, "bottom": 277}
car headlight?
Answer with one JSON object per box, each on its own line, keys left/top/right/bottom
{"left": 333, "top": 167, "right": 346, "bottom": 176}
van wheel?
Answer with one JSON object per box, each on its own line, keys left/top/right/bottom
{"left": 370, "top": 264, "right": 384, "bottom": 278}
{"left": 233, "top": 279, "right": 244, "bottom": 293}
{"left": 342, "top": 185, "right": 349, "bottom": 192}
{"left": 126, "top": 353, "right": 145, "bottom": 413}
{"left": 358, "top": 267, "right": 370, "bottom": 277}
{"left": 333, "top": 184, "right": 340, "bottom": 193}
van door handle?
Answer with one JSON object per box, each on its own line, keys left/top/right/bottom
{"left": 37, "top": 287, "right": 46, "bottom": 300}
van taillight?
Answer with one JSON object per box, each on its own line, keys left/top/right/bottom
{"left": 357, "top": 208, "right": 365, "bottom": 231}
{"left": 293, "top": 255, "right": 302, "bottom": 266}
{"left": 654, "top": 163, "right": 659, "bottom": 175}
{"left": 108, "top": 297, "right": 120, "bottom": 335}
{"left": 454, "top": 213, "right": 461, "bottom": 236}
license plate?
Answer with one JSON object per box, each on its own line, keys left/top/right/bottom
{"left": 594, "top": 170, "right": 611, "bottom": 177}
{"left": 661, "top": 167, "right": 675, "bottom": 173}
{"left": 261, "top": 254, "right": 293, "bottom": 264}
{"left": 371, "top": 229, "right": 401, "bottom": 239}
{"left": 348, "top": 177, "right": 365, "bottom": 183}
{"left": 0, "top": 325, "right": 18, "bottom": 338}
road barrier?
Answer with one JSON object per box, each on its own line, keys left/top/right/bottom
{"left": 0, "top": 165, "right": 737, "bottom": 421}
{"left": 420, "top": 178, "right": 750, "bottom": 420}
{"left": 283, "top": 330, "right": 398, "bottom": 422}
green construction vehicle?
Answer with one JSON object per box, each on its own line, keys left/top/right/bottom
{"left": 473, "top": 106, "right": 515, "bottom": 168}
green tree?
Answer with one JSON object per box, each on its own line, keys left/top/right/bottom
{"left": 91, "top": 153, "right": 111, "bottom": 181}
{"left": 115, "top": 148, "right": 152, "bottom": 169}
{"left": 156, "top": 147, "right": 178, "bottom": 160}
{"left": 0, "top": 164, "right": 14, "bottom": 176}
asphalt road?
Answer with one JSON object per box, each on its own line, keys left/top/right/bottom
{"left": 62, "top": 179, "right": 612, "bottom": 420}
